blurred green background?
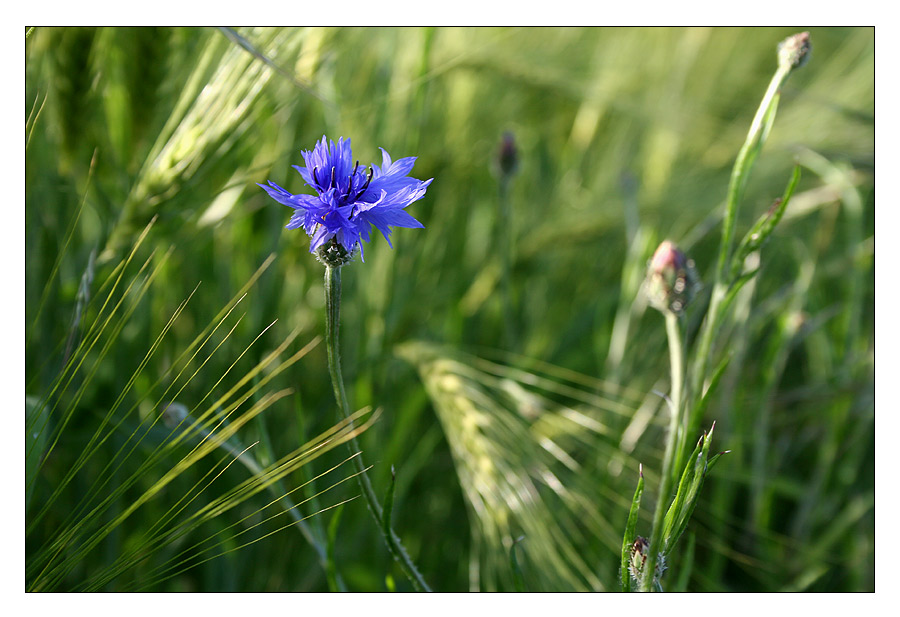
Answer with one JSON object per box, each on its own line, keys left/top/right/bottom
{"left": 25, "top": 27, "right": 874, "bottom": 592}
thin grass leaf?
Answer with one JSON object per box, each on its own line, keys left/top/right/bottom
{"left": 134, "top": 495, "right": 361, "bottom": 592}
{"left": 662, "top": 436, "right": 704, "bottom": 547}
{"left": 510, "top": 536, "right": 527, "bottom": 592}
{"left": 671, "top": 532, "right": 696, "bottom": 592}
{"left": 26, "top": 150, "right": 95, "bottom": 349}
{"left": 729, "top": 166, "right": 802, "bottom": 282}
{"left": 326, "top": 504, "right": 345, "bottom": 592}
{"left": 27, "top": 242, "right": 170, "bottom": 524}
{"left": 689, "top": 352, "right": 731, "bottom": 423}
{"left": 104, "top": 452, "right": 368, "bottom": 592}
{"left": 25, "top": 396, "right": 49, "bottom": 516}
{"left": 664, "top": 426, "right": 719, "bottom": 555}
{"left": 620, "top": 464, "right": 644, "bottom": 592}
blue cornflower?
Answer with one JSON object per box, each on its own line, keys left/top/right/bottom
{"left": 258, "top": 136, "right": 431, "bottom": 262}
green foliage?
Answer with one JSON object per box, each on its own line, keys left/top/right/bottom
{"left": 509, "top": 536, "right": 527, "bottom": 592}
{"left": 729, "top": 166, "right": 801, "bottom": 283}
{"left": 661, "top": 426, "right": 724, "bottom": 556}
{"left": 620, "top": 466, "right": 644, "bottom": 592}
{"left": 26, "top": 27, "right": 874, "bottom": 591}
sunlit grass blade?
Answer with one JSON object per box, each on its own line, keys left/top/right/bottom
{"left": 620, "top": 464, "right": 644, "bottom": 592}
{"left": 33, "top": 277, "right": 275, "bottom": 550}
{"left": 85, "top": 441, "right": 372, "bottom": 592}
{"left": 26, "top": 239, "right": 169, "bottom": 518}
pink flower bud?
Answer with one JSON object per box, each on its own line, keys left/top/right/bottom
{"left": 777, "top": 31, "right": 811, "bottom": 71}
{"left": 645, "top": 240, "right": 700, "bottom": 315}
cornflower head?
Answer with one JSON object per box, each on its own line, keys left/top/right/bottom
{"left": 259, "top": 136, "right": 432, "bottom": 266}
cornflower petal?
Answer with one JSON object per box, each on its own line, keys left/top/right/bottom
{"left": 259, "top": 136, "right": 430, "bottom": 260}
{"left": 257, "top": 181, "right": 301, "bottom": 207}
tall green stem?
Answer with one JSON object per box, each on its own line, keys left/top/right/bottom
{"left": 498, "top": 177, "right": 514, "bottom": 347}
{"left": 323, "top": 265, "right": 432, "bottom": 592}
{"left": 686, "top": 62, "right": 793, "bottom": 450}
{"left": 640, "top": 312, "right": 685, "bottom": 592}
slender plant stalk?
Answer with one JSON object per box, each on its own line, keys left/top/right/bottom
{"left": 498, "top": 176, "right": 515, "bottom": 347}
{"left": 715, "top": 63, "right": 791, "bottom": 282}
{"left": 683, "top": 59, "right": 795, "bottom": 465}
{"left": 640, "top": 311, "right": 685, "bottom": 592}
{"left": 324, "top": 265, "right": 432, "bottom": 592}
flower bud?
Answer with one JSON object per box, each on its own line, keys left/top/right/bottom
{"left": 628, "top": 536, "right": 667, "bottom": 587}
{"left": 644, "top": 240, "right": 700, "bottom": 315}
{"left": 777, "top": 31, "right": 811, "bottom": 71}
{"left": 497, "top": 131, "right": 519, "bottom": 179}
{"left": 315, "top": 236, "right": 355, "bottom": 268}
{"left": 628, "top": 536, "right": 650, "bottom": 584}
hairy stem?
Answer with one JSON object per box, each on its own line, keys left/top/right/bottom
{"left": 640, "top": 311, "right": 685, "bottom": 592}
{"left": 324, "top": 265, "right": 432, "bottom": 592}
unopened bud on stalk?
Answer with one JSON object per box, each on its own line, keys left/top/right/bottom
{"left": 629, "top": 536, "right": 666, "bottom": 587}
{"left": 644, "top": 240, "right": 700, "bottom": 315}
{"left": 497, "top": 131, "right": 519, "bottom": 179}
{"left": 315, "top": 236, "right": 355, "bottom": 268}
{"left": 629, "top": 536, "right": 650, "bottom": 583}
{"left": 777, "top": 31, "right": 811, "bottom": 71}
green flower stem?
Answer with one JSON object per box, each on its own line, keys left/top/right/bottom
{"left": 715, "top": 63, "right": 790, "bottom": 283}
{"left": 685, "top": 61, "right": 794, "bottom": 458}
{"left": 324, "top": 265, "right": 432, "bottom": 592}
{"left": 640, "top": 311, "right": 685, "bottom": 592}
{"left": 498, "top": 176, "right": 515, "bottom": 347}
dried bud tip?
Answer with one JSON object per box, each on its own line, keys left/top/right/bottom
{"left": 778, "top": 31, "right": 811, "bottom": 71}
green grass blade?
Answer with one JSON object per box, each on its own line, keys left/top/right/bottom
{"left": 620, "top": 464, "right": 644, "bottom": 592}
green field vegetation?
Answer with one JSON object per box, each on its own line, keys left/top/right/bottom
{"left": 25, "top": 26, "right": 874, "bottom": 592}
